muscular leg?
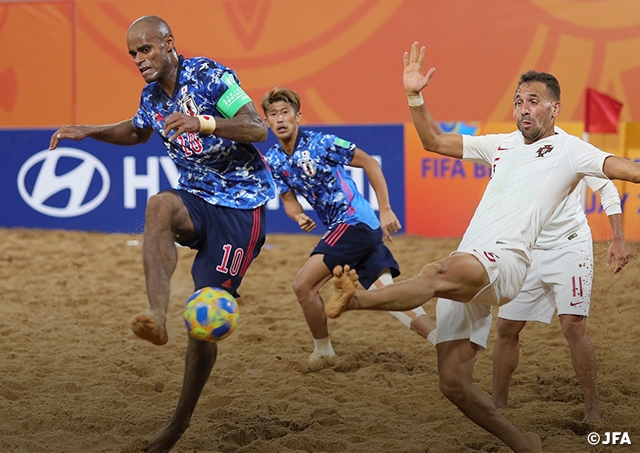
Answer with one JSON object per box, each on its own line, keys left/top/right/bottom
{"left": 437, "top": 340, "right": 541, "bottom": 453}
{"left": 492, "top": 318, "right": 527, "bottom": 409}
{"left": 131, "top": 192, "right": 195, "bottom": 345}
{"left": 559, "top": 314, "right": 601, "bottom": 420}
{"left": 290, "top": 255, "right": 336, "bottom": 373}
{"left": 145, "top": 335, "right": 218, "bottom": 453}
{"left": 326, "top": 254, "right": 490, "bottom": 319}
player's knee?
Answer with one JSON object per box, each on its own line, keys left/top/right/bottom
{"left": 419, "top": 260, "right": 445, "bottom": 277}
{"left": 145, "top": 193, "right": 175, "bottom": 224}
{"left": 292, "top": 278, "right": 313, "bottom": 304}
{"left": 559, "top": 315, "right": 587, "bottom": 341}
{"left": 147, "top": 192, "right": 193, "bottom": 235}
{"left": 292, "top": 279, "right": 303, "bottom": 299}
{"left": 438, "top": 371, "right": 466, "bottom": 404}
{"left": 496, "top": 318, "right": 524, "bottom": 339}
{"left": 415, "top": 261, "right": 447, "bottom": 292}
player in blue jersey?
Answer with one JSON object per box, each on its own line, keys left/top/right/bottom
{"left": 260, "top": 87, "right": 436, "bottom": 373}
{"left": 49, "top": 15, "right": 274, "bottom": 453}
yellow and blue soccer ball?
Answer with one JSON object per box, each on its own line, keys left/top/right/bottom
{"left": 183, "top": 287, "right": 239, "bottom": 342}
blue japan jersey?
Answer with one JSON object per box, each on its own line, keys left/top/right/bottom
{"left": 133, "top": 56, "right": 275, "bottom": 209}
{"left": 265, "top": 130, "right": 379, "bottom": 230}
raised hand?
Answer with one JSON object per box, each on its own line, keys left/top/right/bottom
{"left": 403, "top": 41, "right": 436, "bottom": 97}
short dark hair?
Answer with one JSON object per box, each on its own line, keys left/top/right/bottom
{"left": 260, "top": 87, "right": 301, "bottom": 114}
{"left": 517, "top": 70, "right": 561, "bottom": 101}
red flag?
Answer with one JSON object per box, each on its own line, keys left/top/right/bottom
{"left": 585, "top": 88, "right": 623, "bottom": 133}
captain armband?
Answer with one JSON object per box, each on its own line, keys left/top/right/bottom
{"left": 196, "top": 115, "right": 217, "bottom": 134}
{"left": 407, "top": 92, "right": 424, "bottom": 107}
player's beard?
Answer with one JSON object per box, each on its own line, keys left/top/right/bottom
{"left": 517, "top": 117, "right": 543, "bottom": 142}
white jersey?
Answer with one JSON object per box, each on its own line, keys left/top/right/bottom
{"left": 460, "top": 130, "right": 611, "bottom": 260}
{"left": 535, "top": 175, "right": 620, "bottom": 249}
{"left": 533, "top": 128, "right": 621, "bottom": 249}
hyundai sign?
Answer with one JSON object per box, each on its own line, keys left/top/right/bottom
{"left": 0, "top": 126, "right": 405, "bottom": 234}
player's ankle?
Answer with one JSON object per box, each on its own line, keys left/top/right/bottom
{"left": 312, "top": 336, "right": 335, "bottom": 357}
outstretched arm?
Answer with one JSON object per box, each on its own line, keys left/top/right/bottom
{"left": 280, "top": 191, "right": 316, "bottom": 232}
{"left": 404, "top": 41, "right": 463, "bottom": 159}
{"left": 603, "top": 155, "right": 640, "bottom": 183}
{"left": 350, "top": 148, "right": 401, "bottom": 241}
{"left": 49, "top": 119, "right": 152, "bottom": 150}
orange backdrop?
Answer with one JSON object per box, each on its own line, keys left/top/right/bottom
{"left": 3, "top": 0, "right": 640, "bottom": 240}
{"left": 404, "top": 120, "right": 640, "bottom": 241}
{"left": 1, "top": 0, "right": 640, "bottom": 128}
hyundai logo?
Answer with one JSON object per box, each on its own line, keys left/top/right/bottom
{"left": 17, "top": 148, "right": 110, "bottom": 218}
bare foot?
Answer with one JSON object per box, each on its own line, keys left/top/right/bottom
{"left": 130, "top": 313, "right": 168, "bottom": 346}
{"left": 493, "top": 399, "right": 509, "bottom": 410}
{"left": 288, "top": 352, "right": 338, "bottom": 374}
{"left": 144, "top": 423, "right": 185, "bottom": 453}
{"left": 523, "top": 432, "right": 542, "bottom": 452}
{"left": 325, "top": 265, "right": 359, "bottom": 319}
{"left": 583, "top": 410, "right": 602, "bottom": 422}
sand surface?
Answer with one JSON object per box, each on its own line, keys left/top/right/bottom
{"left": 1, "top": 228, "right": 638, "bottom": 452}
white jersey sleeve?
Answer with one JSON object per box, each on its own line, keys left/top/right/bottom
{"left": 584, "top": 176, "right": 622, "bottom": 216}
{"left": 462, "top": 133, "right": 514, "bottom": 166}
{"left": 563, "top": 135, "right": 611, "bottom": 179}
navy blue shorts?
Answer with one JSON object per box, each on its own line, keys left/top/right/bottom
{"left": 312, "top": 222, "right": 400, "bottom": 289}
{"left": 171, "top": 190, "right": 266, "bottom": 298}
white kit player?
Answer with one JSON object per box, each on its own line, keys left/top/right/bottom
{"left": 324, "top": 42, "right": 640, "bottom": 453}
{"left": 491, "top": 144, "right": 628, "bottom": 421}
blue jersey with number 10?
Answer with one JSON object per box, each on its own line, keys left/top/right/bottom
{"left": 133, "top": 56, "right": 275, "bottom": 210}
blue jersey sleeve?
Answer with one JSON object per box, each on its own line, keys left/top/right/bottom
{"left": 133, "top": 97, "right": 154, "bottom": 130}
{"left": 325, "top": 135, "right": 356, "bottom": 166}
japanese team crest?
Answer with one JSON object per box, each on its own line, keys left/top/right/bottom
{"left": 299, "top": 150, "right": 316, "bottom": 177}
{"left": 180, "top": 93, "right": 200, "bottom": 116}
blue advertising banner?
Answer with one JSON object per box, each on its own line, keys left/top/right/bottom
{"left": 0, "top": 125, "right": 405, "bottom": 235}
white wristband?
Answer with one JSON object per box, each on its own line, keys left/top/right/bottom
{"left": 407, "top": 93, "right": 424, "bottom": 107}
{"left": 196, "top": 115, "right": 217, "bottom": 134}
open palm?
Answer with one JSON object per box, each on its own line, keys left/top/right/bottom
{"left": 403, "top": 41, "right": 436, "bottom": 96}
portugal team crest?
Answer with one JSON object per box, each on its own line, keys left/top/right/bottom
{"left": 535, "top": 144, "right": 554, "bottom": 158}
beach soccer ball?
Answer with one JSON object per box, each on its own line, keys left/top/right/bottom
{"left": 183, "top": 287, "right": 239, "bottom": 342}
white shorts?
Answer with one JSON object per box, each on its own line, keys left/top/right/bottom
{"left": 434, "top": 246, "right": 530, "bottom": 349}
{"left": 453, "top": 245, "right": 529, "bottom": 307}
{"left": 498, "top": 241, "right": 593, "bottom": 323}
{"left": 435, "top": 298, "right": 492, "bottom": 349}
